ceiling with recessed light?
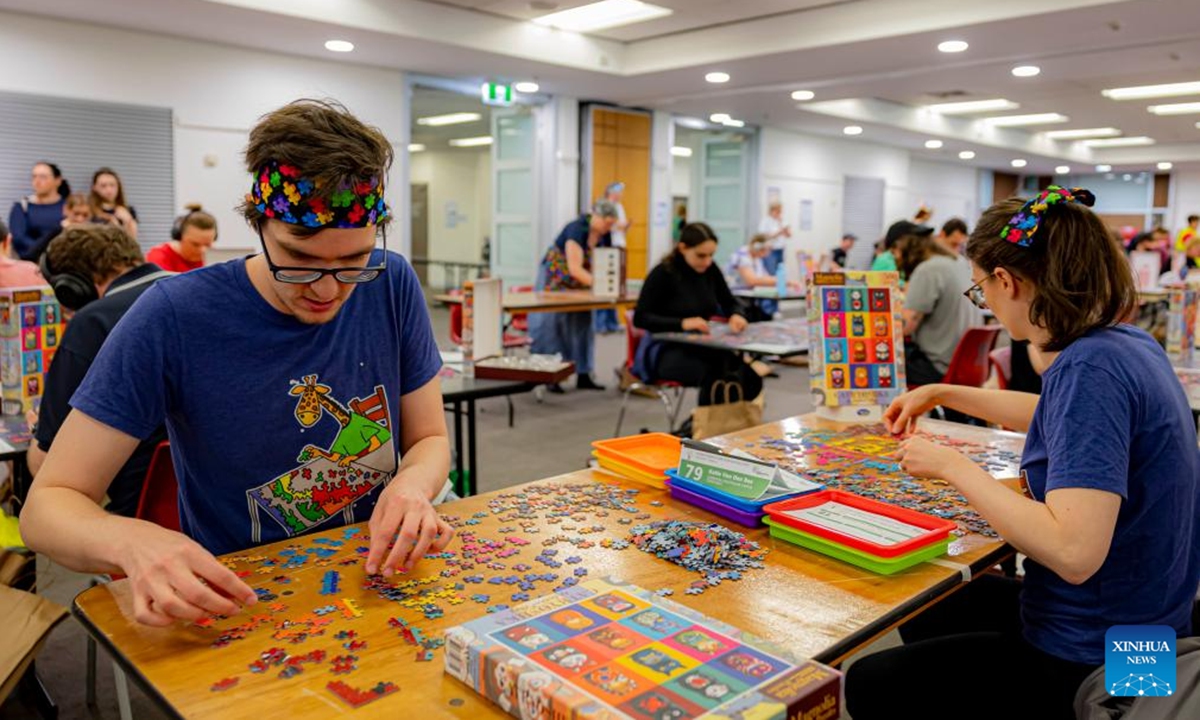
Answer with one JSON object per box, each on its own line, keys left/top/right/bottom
{"left": 1, "top": 0, "right": 1197, "bottom": 173}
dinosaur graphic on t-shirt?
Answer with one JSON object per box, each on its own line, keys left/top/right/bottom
{"left": 246, "top": 374, "right": 396, "bottom": 540}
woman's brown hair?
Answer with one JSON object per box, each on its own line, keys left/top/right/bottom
{"left": 88, "top": 167, "right": 128, "bottom": 214}
{"left": 896, "top": 233, "right": 953, "bottom": 279}
{"left": 663, "top": 222, "right": 718, "bottom": 269}
{"left": 178, "top": 203, "right": 217, "bottom": 238}
{"left": 239, "top": 99, "right": 393, "bottom": 233}
{"left": 967, "top": 196, "right": 1137, "bottom": 352}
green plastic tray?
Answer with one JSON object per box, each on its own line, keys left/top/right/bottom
{"left": 764, "top": 518, "right": 951, "bottom": 575}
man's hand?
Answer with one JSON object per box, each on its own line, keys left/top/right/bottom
{"left": 365, "top": 482, "right": 454, "bottom": 577}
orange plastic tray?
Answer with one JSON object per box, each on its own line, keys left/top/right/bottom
{"left": 592, "top": 453, "right": 668, "bottom": 489}
{"left": 591, "top": 433, "right": 681, "bottom": 477}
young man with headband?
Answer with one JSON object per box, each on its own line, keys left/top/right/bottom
{"left": 21, "top": 100, "right": 454, "bottom": 627}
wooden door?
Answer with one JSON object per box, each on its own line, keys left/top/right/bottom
{"left": 590, "top": 107, "right": 651, "bottom": 279}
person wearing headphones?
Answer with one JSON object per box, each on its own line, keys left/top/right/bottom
{"left": 28, "top": 224, "right": 172, "bottom": 516}
{"left": 145, "top": 204, "right": 218, "bottom": 272}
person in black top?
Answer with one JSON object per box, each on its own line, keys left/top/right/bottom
{"left": 633, "top": 222, "right": 762, "bottom": 406}
{"left": 28, "top": 224, "right": 171, "bottom": 517}
{"left": 830, "top": 233, "right": 856, "bottom": 269}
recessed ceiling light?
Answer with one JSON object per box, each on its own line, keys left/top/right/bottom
{"left": 705, "top": 72, "right": 730, "bottom": 84}
{"left": 448, "top": 136, "right": 494, "bottom": 147}
{"left": 514, "top": 81, "right": 540, "bottom": 94}
{"left": 417, "top": 112, "right": 483, "bottom": 127}
{"left": 1158, "top": 162, "right": 1174, "bottom": 170}
{"left": 722, "top": 118, "right": 745, "bottom": 128}
{"left": 324, "top": 40, "right": 355, "bottom": 53}
{"left": 671, "top": 146, "right": 693, "bottom": 157}
{"left": 958, "top": 150, "right": 976, "bottom": 160}
{"left": 926, "top": 99, "right": 1019, "bottom": 114}
{"left": 791, "top": 90, "right": 815, "bottom": 101}
{"left": 1123, "top": 173, "right": 1132, "bottom": 181}
{"left": 983, "top": 113, "right": 1069, "bottom": 127}
{"left": 408, "top": 143, "right": 426, "bottom": 152}
{"left": 709, "top": 113, "right": 731, "bottom": 123}
{"left": 843, "top": 126, "right": 863, "bottom": 136}
{"left": 1148, "top": 102, "right": 1200, "bottom": 115}
{"left": 1081, "top": 136, "right": 1155, "bottom": 148}
{"left": 924, "top": 139, "right": 944, "bottom": 149}
{"left": 1043, "top": 127, "right": 1122, "bottom": 140}
{"left": 938, "top": 40, "right": 969, "bottom": 53}
{"left": 1102, "top": 81, "right": 1200, "bottom": 100}
{"left": 1096, "top": 164, "right": 1113, "bottom": 172}
{"left": 1012, "top": 65, "right": 1041, "bottom": 77}
{"left": 1055, "top": 165, "right": 1071, "bottom": 174}
{"left": 1010, "top": 159, "right": 1027, "bottom": 168}
{"left": 532, "top": 0, "right": 673, "bottom": 32}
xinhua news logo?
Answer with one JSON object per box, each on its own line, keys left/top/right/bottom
{"left": 1105, "top": 626, "right": 1176, "bottom": 697}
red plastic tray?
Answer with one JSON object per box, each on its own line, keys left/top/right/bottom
{"left": 763, "top": 489, "right": 955, "bottom": 558}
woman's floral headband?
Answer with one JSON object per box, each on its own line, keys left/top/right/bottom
{"left": 248, "top": 160, "right": 389, "bottom": 229}
{"left": 1001, "top": 185, "right": 1095, "bottom": 247}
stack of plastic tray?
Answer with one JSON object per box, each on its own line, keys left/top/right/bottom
{"left": 590, "top": 433, "right": 681, "bottom": 489}
{"left": 763, "top": 490, "right": 956, "bottom": 575}
{"left": 664, "top": 469, "right": 822, "bottom": 527}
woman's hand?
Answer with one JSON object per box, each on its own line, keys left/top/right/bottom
{"left": 882, "top": 384, "right": 946, "bottom": 435}
{"left": 895, "top": 437, "right": 974, "bottom": 481}
{"left": 728, "top": 314, "right": 749, "bottom": 334}
{"left": 681, "top": 317, "right": 710, "bottom": 333}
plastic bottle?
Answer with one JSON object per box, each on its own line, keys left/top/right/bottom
{"left": 775, "top": 264, "right": 788, "bottom": 297}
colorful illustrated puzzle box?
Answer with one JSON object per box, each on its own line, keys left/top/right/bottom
{"left": 444, "top": 577, "right": 841, "bottom": 720}
{"left": 0, "top": 286, "right": 64, "bottom": 416}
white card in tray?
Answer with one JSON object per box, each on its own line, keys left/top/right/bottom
{"left": 782, "top": 501, "right": 926, "bottom": 546}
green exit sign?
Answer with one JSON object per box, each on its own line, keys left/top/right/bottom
{"left": 481, "top": 82, "right": 513, "bottom": 107}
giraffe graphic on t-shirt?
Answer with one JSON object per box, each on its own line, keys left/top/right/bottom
{"left": 289, "top": 374, "right": 390, "bottom": 467}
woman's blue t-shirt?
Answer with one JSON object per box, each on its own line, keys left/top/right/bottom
{"left": 1020, "top": 324, "right": 1200, "bottom": 664}
{"left": 70, "top": 251, "right": 442, "bottom": 556}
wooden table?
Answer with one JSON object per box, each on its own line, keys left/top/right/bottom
{"left": 653, "top": 318, "right": 810, "bottom": 357}
{"left": 432, "top": 290, "right": 637, "bottom": 315}
{"left": 73, "top": 415, "right": 1020, "bottom": 719}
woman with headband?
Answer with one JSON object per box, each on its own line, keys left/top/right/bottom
{"left": 847, "top": 188, "right": 1200, "bottom": 719}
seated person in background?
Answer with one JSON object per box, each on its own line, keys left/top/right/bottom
{"left": 529, "top": 200, "right": 617, "bottom": 392}
{"left": 899, "top": 233, "right": 976, "bottom": 388}
{"left": 89, "top": 167, "right": 139, "bottom": 241}
{"left": 830, "top": 233, "right": 856, "bottom": 269}
{"left": 873, "top": 220, "right": 932, "bottom": 273}
{"left": 0, "top": 220, "right": 48, "bottom": 287}
{"left": 29, "top": 225, "right": 171, "bottom": 517}
{"left": 633, "top": 223, "right": 762, "bottom": 408}
{"left": 1126, "top": 231, "right": 1156, "bottom": 254}
{"left": 21, "top": 99, "right": 454, "bottom": 627}
{"left": 936, "top": 218, "right": 969, "bottom": 255}
{"left": 726, "top": 234, "right": 799, "bottom": 318}
{"left": 146, "top": 205, "right": 218, "bottom": 272}
{"left": 24, "top": 193, "right": 95, "bottom": 263}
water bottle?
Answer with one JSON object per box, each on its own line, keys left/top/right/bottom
{"left": 775, "top": 264, "right": 788, "bottom": 297}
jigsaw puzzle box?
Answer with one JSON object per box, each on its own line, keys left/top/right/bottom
{"left": 0, "top": 287, "right": 64, "bottom": 416}
{"left": 444, "top": 577, "right": 840, "bottom": 720}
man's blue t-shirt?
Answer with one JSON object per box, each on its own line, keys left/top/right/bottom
{"left": 1020, "top": 325, "right": 1200, "bottom": 665}
{"left": 71, "top": 250, "right": 442, "bottom": 556}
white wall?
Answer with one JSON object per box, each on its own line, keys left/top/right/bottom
{"left": 1172, "top": 171, "right": 1200, "bottom": 238}
{"left": 409, "top": 150, "right": 490, "bottom": 264}
{"left": 905, "top": 159, "right": 981, "bottom": 232}
{"left": 0, "top": 11, "right": 408, "bottom": 255}
{"left": 671, "top": 155, "right": 693, "bottom": 199}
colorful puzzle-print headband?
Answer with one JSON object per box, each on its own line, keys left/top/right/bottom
{"left": 1001, "top": 185, "right": 1095, "bottom": 247}
{"left": 248, "top": 160, "right": 390, "bottom": 229}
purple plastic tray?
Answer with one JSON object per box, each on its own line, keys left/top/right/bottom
{"left": 666, "top": 479, "right": 765, "bottom": 527}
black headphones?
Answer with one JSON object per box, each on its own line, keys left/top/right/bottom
{"left": 39, "top": 250, "right": 97, "bottom": 311}
{"left": 171, "top": 207, "right": 218, "bottom": 241}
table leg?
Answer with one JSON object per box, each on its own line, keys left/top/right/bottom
{"left": 467, "top": 399, "right": 478, "bottom": 497}
{"left": 18, "top": 663, "right": 57, "bottom": 719}
{"left": 450, "top": 401, "right": 465, "bottom": 496}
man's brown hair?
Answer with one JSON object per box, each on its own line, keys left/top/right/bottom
{"left": 47, "top": 224, "right": 143, "bottom": 282}
{"left": 239, "top": 99, "right": 394, "bottom": 233}
{"left": 967, "top": 197, "right": 1137, "bottom": 352}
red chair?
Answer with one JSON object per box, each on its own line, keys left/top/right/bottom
{"left": 613, "top": 310, "right": 690, "bottom": 437}
{"left": 508, "top": 284, "right": 534, "bottom": 334}
{"left": 447, "top": 289, "right": 532, "bottom": 350}
{"left": 941, "top": 327, "right": 1003, "bottom": 388}
{"left": 990, "top": 346, "right": 1012, "bottom": 390}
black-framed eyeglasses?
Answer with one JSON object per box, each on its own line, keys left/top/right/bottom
{"left": 257, "top": 225, "right": 387, "bottom": 285}
{"left": 963, "top": 272, "right": 995, "bottom": 310}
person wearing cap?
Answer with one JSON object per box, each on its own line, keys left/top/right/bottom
{"left": 872, "top": 219, "right": 933, "bottom": 273}
{"left": 830, "top": 233, "right": 856, "bottom": 270}
{"left": 529, "top": 201, "right": 618, "bottom": 392}
{"left": 21, "top": 100, "right": 455, "bottom": 627}
{"left": 593, "top": 182, "right": 629, "bottom": 334}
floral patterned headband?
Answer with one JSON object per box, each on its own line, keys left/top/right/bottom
{"left": 248, "top": 160, "right": 390, "bottom": 229}
{"left": 1001, "top": 185, "right": 1095, "bottom": 247}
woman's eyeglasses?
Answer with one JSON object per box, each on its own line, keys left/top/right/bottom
{"left": 963, "top": 273, "right": 995, "bottom": 310}
{"left": 257, "top": 226, "right": 386, "bottom": 285}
